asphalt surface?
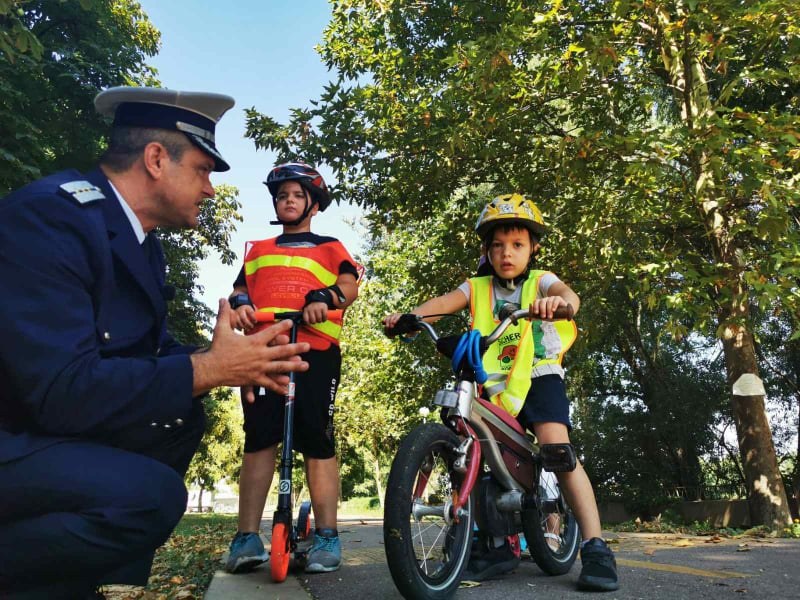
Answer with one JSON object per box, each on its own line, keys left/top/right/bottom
{"left": 205, "top": 518, "right": 800, "bottom": 599}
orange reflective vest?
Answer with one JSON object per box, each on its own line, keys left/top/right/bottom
{"left": 244, "top": 237, "right": 355, "bottom": 350}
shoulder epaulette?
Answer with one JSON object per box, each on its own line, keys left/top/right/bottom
{"left": 57, "top": 180, "right": 105, "bottom": 205}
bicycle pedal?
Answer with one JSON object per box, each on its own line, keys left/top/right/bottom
{"left": 540, "top": 443, "right": 577, "bottom": 472}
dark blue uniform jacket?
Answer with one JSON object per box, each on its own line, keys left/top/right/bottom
{"left": 0, "top": 168, "right": 196, "bottom": 463}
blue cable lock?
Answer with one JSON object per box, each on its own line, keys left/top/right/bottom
{"left": 451, "top": 330, "right": 487, "bottom": 384}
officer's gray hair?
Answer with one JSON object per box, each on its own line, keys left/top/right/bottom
{"left": 100, "top": 127, "right": 191, "bottom": 172}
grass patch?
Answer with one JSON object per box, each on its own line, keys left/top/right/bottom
{"left": 340, "top": 496, "right": 383, "bottom": 516}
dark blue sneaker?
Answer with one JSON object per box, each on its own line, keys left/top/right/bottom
{"left": 225, "top": 531, "right": 269, "bottom": 573}
{"left": 305, "top": 528, "right": 342, "bottom": 573}
{"left": 577, "top": 537, "right": 619, "bottom": 591}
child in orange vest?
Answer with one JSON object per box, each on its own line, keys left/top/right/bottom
{"left": 225, "top": 162, "right": 360, "bottom": 575}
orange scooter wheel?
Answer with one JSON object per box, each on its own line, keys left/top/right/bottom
{"left": 270, "top": 522, "right": 290, "bottom": 582}
{"left": 297, "top": 500, "right": 313, "bottom": 540}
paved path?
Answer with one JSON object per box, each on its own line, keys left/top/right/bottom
{"left": 204, "top": 518, "right": 800, "bottom": 599}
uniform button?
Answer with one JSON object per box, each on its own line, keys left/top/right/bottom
{"left": 103, "top": 332, "right": 111, "bottom": 341}
{"left": 150, "top": 422, "right": 158, "bottom": 427}
{"left": 174, "top": 418, "right": 184, "bottom": 427}
{"left": 163, "top": 423, "right": 171, "bottom": 429}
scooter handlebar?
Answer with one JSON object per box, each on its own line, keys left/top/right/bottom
{"left": 254, "top": 309, "right": 344, "bottom": 323}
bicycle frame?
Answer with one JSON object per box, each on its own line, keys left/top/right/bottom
{"left": 398, "top": 306, "right": 574, "bottom": 522}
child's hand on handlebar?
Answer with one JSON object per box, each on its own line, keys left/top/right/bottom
{"left": 230, "top": 304, "right": 257, "bottom": 331}
{"left": 303, "top": 301, "right": 330, "bottom": 325}
{"left": 529, "top": 296, "right": 571, "bottom": 320}
{"left": 383, "top": 313, "right": 404, "bottom": 331}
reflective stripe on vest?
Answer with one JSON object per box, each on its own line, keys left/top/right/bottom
{"left": 245, "top": 254, "right": 338, "bottom": 286}
{"left": 469, "top": 272, "right": 577, "bottom": 417}
{"left": 244, "top": 238, "right": 349, "bottom": 349}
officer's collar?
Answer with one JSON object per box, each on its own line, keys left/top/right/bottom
{"left": 107, "top": 180, "right": 146, "bottom": 244}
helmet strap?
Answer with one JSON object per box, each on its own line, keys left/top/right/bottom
{"left": 269, "top": 188, "right": 316, "bottom": 227}
{"left": 485, "top": 253, "right": 530, "bottom": 290}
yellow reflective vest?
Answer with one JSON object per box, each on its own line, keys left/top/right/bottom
{"left": 468, "top": 273, "right": 578, "bottom": 416}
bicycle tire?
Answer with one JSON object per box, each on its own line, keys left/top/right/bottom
{"left": 270, "top": 522, "right": 290, "bottom": 582}
{"left": 383, "top": 423, "right": 474, "bottom": 600}
{"left": 521, "top": 473, "right": 579, "bottom": 575}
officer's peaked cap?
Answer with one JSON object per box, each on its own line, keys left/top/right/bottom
{"left": 94, "top": 86, "right": 235, "bottom": 172}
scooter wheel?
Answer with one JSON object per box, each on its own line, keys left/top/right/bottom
{"left": 271, "top": 522, "right": 291, "bottom": 582}
{"left": 297, "top": 500, "right": 313, "bottom": 541}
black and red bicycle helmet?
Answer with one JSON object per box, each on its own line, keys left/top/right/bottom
{"left": 264, "top": 162, "right": 331, "bottom": 211}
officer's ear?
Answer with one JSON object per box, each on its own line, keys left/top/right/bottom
{"left": 142, "top": 142, "right": 169, "bottom": 179}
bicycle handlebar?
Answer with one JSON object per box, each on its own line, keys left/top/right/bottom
{"left": 254, "top": 309, "right": 344, "bottom": 323}
{"left": 384, "top": 304, "right": 574, "bottom": 346}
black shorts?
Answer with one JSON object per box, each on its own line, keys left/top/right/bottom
{"left": 241, "top": 346, "right": 340, "bottom": 459}
{"left": 516, "top": 374, "right": 572, "bottom": 432}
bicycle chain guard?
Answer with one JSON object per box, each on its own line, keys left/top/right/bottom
{"left": 473, "top": 474, "right": 518, "bottom": 537}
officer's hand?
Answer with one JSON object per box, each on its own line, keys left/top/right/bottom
{"left": 241, "top": 385, "right": 255, "bottom": 404}
{"left": 303, "top": 301, "right": 329, "bottom": 325}
{"left": 191, "top": 300, "right": 310, "bottom": 396}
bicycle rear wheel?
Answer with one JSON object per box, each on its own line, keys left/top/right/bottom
{"left": 383, "top": 423, "right": 473, "bottom": 600}
{"left": 522, "top": 471, "right": 579, "bottom": 575}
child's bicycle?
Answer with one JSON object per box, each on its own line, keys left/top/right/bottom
{"left": 253, "top": 309, "right": 342, "bottom": 583}
{"left": 382, "top": 305, "right": 580, "bottom": 599}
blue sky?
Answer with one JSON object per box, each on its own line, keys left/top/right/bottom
{"left": 137, "top": 0, "right": 365, "bottom": 308}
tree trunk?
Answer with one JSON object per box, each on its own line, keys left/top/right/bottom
{"left": 720, "top": 322, "right": 792, "bottom": 527}
{"left": 373, "top": 452, "right": 384, "bottom": 509}
{"left": 198, "top": 484, "right": 204, "bottom": 513}
{"left": 653, "top": 4, "right": 792, "bottom": 529}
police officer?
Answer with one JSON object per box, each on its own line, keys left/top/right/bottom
{"left": 0, "top": 87, "right": 311, "bottom": 599}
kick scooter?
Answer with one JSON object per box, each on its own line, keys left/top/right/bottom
{"left": 253, "top": 309, "right": 342, "bottom": 582}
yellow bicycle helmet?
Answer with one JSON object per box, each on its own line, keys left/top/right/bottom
{"left": 475, "top": 193, "right": 546, "bottom": 240}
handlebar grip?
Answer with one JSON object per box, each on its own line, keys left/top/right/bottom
{"left": 529, "top": 303, "right": 574, "bottom": 321}
{"left": 254, "top": 309, "right": 344, "bottom": 323}
{"left": 384, "top": 313, "right": 421, "bottom": 338}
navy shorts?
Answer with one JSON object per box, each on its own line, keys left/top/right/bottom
{"left": 242, "top": 346, "right": 340, "bottom": 459}
{"left": 515, "top": 374, "right": 572, "bottom": 432}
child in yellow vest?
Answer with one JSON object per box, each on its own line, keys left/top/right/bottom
{"left": 384, "top": 193, "right": 618, "bottom": 592}
{"left": 225, "top": 162, "right": 360, "bottom": 575}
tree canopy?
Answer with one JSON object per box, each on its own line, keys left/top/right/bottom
{"left": 251, "top": 0, "right": 799, "bottom": 527}
{"left": 0, "top": 0, "right": 160, "bottom": 195}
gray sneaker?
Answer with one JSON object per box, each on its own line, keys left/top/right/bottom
{"left": 305, "top": 528, "right": 342, "bottom": 573}
{"left": 225, "top": 531, "right": 269, "bottom": 573}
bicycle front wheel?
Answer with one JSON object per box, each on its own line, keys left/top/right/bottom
{"left": 522, "top": 470, "right": 579, "bottom": 575}
{"left": 383, "top": 423, "right": 474, "bottom": 600}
